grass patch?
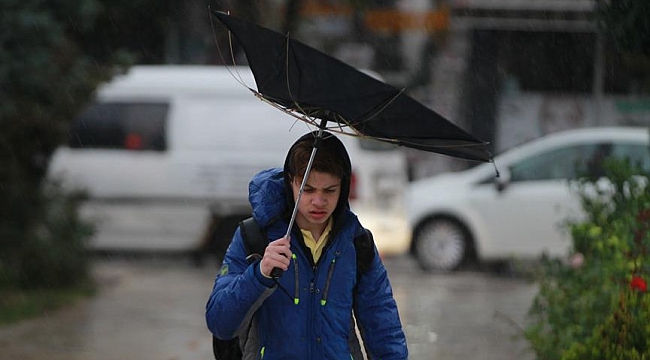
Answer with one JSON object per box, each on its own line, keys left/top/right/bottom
{"left": 0, "top": 281, "right": 96, "bottom": 326}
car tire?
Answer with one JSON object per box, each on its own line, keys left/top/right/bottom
{"left": 413, "top": 218, "right": 468, "bottom": 272}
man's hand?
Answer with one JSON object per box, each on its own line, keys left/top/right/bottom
{"left": 260, "top": 236, "right": 291, "bottom": 277}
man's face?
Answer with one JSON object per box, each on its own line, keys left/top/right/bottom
{"left": 291, "top": 170, "right": 341, "bottom": 231}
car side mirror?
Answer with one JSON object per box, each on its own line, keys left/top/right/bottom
{"left": 495, "top": 169, "right": 511, "bottom": 193}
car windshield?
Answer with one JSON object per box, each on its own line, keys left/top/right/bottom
{"left": 510, "top": 143, "right": 603, "bottom": 182}
{"left": 509, "top": 141, "right": 650, "bottom": 182}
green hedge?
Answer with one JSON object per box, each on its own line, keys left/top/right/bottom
{"left": 526, "top": 159, "right": 650, "bottom": 359}
{"left": 0, "top": 181, "right": 94, "bottom": 289}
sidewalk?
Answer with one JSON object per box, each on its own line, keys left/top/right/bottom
{"left": 0, "top": 256, "right": 217, "bottom": 360}
{"left": 0, "top": 255, "right": 537, "bottom": 360}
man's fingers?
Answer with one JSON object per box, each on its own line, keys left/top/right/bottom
{"left": 271, "top": 236, "right": 290, "bottom": 247}
{"left": 260, "top": 236, "right": 292, "bottom": 277}
{"left": 268, "top": 250, "right": 291, "bottom": 267}
{"left": 269, "top": 238, "right": 291, "bottom": 258}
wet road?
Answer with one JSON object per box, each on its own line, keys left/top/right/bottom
{"left": 0, "top": 255, "right": 537, "bottom": 360}
{"left": 387, "top": 259, "right": 537, "bottom": 360}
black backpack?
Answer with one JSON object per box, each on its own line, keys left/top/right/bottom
{"left": 212, "top": 217, "right": 375, "bottom": 360}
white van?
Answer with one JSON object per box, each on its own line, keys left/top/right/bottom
{"left": 47, "top": 65, "right": 410, "bottom": 260}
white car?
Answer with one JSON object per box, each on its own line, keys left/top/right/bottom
{"left": 406, "top": 127, "right": 650, "bottom": 271}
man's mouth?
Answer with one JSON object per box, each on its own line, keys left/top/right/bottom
{"left": 310, "top": 210, "right": 327, "bottom": 219}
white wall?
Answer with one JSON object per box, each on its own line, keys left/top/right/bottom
{"left": 496, "top": 94, "right": 650, "bottom": 152}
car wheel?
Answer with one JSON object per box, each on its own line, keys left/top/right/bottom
{"left": 414, "top": 218, "right": 468, "bottom": 272}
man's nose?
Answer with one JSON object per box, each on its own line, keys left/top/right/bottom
{"left": 311, "top": 193, "right": 326, "bottom": 206}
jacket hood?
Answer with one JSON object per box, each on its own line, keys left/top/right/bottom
{"left": 248, "top": 168, "right": 286, "bottom": 227}
{"left": 248, "top": 131, "right": 352, "bottom": 229}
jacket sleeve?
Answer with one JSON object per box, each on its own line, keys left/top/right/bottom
{"left": 205, "top": 227, "right": 276, "bottom": 339}
{"left": 354, "top": 245, "right": 409, "bottom": 360}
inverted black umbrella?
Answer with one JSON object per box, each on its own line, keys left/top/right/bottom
{"left": 210, "top": 9, "right": 496, "bottom": 238}
{"left": 211, "top": 10, "right": 492, "bottom": 160}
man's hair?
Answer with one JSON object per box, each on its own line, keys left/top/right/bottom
{"left": 287, "top": 137, "right": 347, "bottom": 181}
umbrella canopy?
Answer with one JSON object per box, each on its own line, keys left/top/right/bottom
{"left": 211, "top": 10, "right": 493, "bottom": 163}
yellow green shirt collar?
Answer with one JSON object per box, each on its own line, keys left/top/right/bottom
{"left": 301, "top": 218, "right": 333, "bottom": 263}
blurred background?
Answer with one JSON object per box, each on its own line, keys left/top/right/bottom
{"left": 121, "top": 0, "right": 650, "bottom": 178}
{"left": 1, "top": 0, "right": 649, "bottom": 359}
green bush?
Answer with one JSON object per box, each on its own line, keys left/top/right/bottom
{"left": 18, "top": 181, "right": 95, "bottom": 288}
{"left": 0, "top": 181, "right": 94, "bottom": 289}
{"left": 0, "top": 1, "right": 126, "bottom": 292}
{"left": 526, "top": 158, "right": 650, "bottom": 360}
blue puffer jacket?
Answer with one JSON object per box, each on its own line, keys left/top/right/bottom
{"left": 206, "top": 167, "right": 408, "bottom": 360}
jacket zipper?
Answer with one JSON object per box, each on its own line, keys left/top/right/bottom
{"left": 320, "top": 251, "right": 340, "bottom": 306}
{"left": 292, "top": 253, "right": 300, "bottom": 305}
{"left": 309, "top": 265, "right": 317, "bottom": 360}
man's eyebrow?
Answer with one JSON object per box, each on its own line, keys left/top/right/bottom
{"left": 304, "top": 184, "right": 339, "bottom": 189}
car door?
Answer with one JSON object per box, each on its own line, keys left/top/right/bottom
{"left": 469, "top": 143, "right": 607, "bottom": 260}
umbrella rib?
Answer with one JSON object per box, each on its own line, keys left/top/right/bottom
{"left": 351, "top": 89, "right": 406, "bottom": 128}
{"left": 283, "top": 34, "right": 304, "bottom": 119}
{"left": 254, "top": 91, "right": 320, "bottom": 127}
{"left": 208, "top": 9, "right": 256, "bottom": 93}
{"left": 254, "top": 89, "right": 359, "bottom": 134}
{"left": 281, "top": 34, "right": 333, "bottom": 129}
{"left": 208, "top": 7, "right": 229, "bottom": 64}
{"left": 256, "top": 88, "right": 484, "bottom": 151}
{"left": 253, "top": 89, "right": 410, "bottom": 149}
{"left": 400, "top": 140, "right": 487, "bottom": 148}
{"left": 225, "top": 33, "right": 248, "bottom": 86}
{"left": 284, "top": 33, "right": 293, "bottom": 105}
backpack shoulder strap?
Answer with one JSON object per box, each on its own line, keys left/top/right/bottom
{"left": 212, "top": 217, "right": 265, "bottom": 360}
{"left": 351, "top": 228, "right": 375, "bottom": 360}
{"left": 354, "top": 227, "right": 376, "bottom": 279}
{"left": 240, "top": 217, "right": 267, "bottom": 262}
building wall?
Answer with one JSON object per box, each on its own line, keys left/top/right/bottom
{"left": 496, "top": 94, "right": 650, "bottom": 152}
{"left": 409, "top": 0, "right": 649, "bottom": 179}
